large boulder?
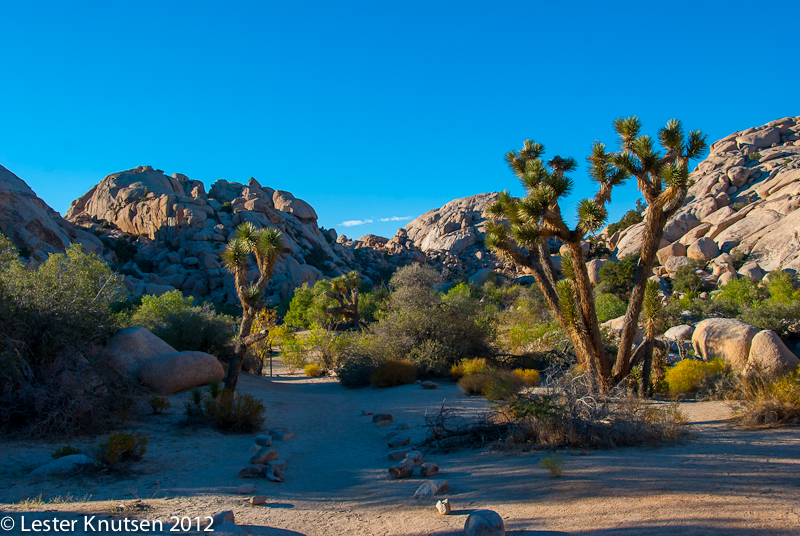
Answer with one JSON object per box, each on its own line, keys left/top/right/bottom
{"left": 137, "top": 351, "right": 224, "bottom": 395}
{"left": 743, "top": 330, "right": 800, "bottom": 377}
{"left": 106, "top": 327, "right": 177, "bottom": 377}
{"left": 657, "top": 242, "right": 686, "bottom": 267}
{"left": 692, "top": 318, "right": 760, "bottom": 372}
{"left": 664, "top": 324, "right": 694, "bottom": 341}
{"left": 586, "top": 258, "right": 613, "bottom": 285}
{"left": 601, "top": 316, "right": 643, "bottom": 347}
{"left": 687, "top": 237, "right": 720, "bottom": 263}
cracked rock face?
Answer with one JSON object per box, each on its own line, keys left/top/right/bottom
{"left": 607, "top": 116, "right": 800, "bottom": 281}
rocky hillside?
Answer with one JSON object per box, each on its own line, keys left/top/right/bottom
{"left": 608, "top": 115, "right": 800, "bottom": 288}
{"left": 0, "top": 164, "right": 103, "bottom": 262}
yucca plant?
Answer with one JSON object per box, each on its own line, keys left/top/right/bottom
{"left": 220, "top": 222, "right": 284, "bottom": 391}
{"left": 323, "top": 271, "right": 369, "bottom": 331}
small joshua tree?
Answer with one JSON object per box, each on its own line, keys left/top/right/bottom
{"left": 221, "top": 222, "right": 284, "bottom": 392}
{"left": 324, "top": 271, "right": 369, "bottom": 331}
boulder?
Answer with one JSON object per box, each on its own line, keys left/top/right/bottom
{"left": 413, "top": 479, "right": 449, "bottom": 499}
{"left": 743, "top": 330, "right": 800, "bottom": 377}
{"left": 687, "top": 237, "right": 720, "bottom": 263}
{"left": 106, "top": 327, "right": 177, "bottom": 377}
{"left": 420, "top": 462, "right": 439, "bottom": 477}
{"left": 692, "top": 318, "right": 760, "bottom": 372}
{"left": 738, "top": 262, "right": 764, "bottom": 282}
{"left": 250, "top": 448, "right": 278, "bottom": 465}
{"left": 389, "top": 465, "right": 413, "bottom": 479}
{"left": 136, "top": 351, "right": 224, "bottom": 395}
{"left": 30, "top": 454, "right": 95, "bottom": 476}
{"left": 464, "top": 510, "right": 505, "bottom": 536}
{"left": 586, "top": 258, "right": 613, "bottom": 285}
{"left": 250, "top": 495, "right": 268, "bottom": 505}
{"left": 657, "top": 243, "right": 686, "bottom": 267}
{"left": 600, "top": 316, "right": 643, "bottom": 347}
{"left": 436, "top": 498, "right": 451, "bottom": 515}
{"left": 664, "top": 325, "right": 694, "bottom": 341}
{"left": 404, "top": 451, "right": 424, "bottom": 466}
{"left": 718, "top": 271, "right": 739, "bottom": 287}
{"left": 664, "top": 255, "right": 694, "bottom": 274}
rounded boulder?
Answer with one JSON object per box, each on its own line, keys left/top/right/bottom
{"left": 465, "top": 510, "right": 505, "bottom": 536}
{"left": 692, "top": 318, "right": 760, "bottom": 373}
{"left": 137, "top": 351, "right": 224, "bottom": 395}
{"left": 744, "top": 330, "right": 800, "bottom": 377}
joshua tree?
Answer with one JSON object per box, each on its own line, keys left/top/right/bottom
{"left": 323, "top": 270, "right": 369, "bottom": 331}
{"left": 486, "top": 118, "right": 706, "bottom": 392}
{"left": 486, "top": 142, "right": 623, "bottom": 392}
{"left": 597, "top": 118, "right": 706, "bottom": 380}
{"left": 221, "top": 222, "right": 284, "bottom": 391}
{"left": 629, "top": 279, "right": 663, "bottom": 395}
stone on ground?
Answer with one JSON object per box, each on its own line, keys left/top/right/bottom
{"left": 136, "top": 351, "right": 224, "bottom": 395}
{"left": 436, "top": 498, "right": 451, "bottom": 515}
{"left": 30, "top": 454, "right": 94, "bottom": 476}
{"left": 372, "top": 414, "right": 393, "bottom": 423}
{"left": 255, "top": 434, "right": 272, "bottom": 447}
{"left": 405, "top": 451, "right": 424, "bottom": 466}
{"left": 236, "top": 484, "right": 255, "bottom": 494}
{"left": 265, "top": 465, "right": 284, "bottom": 482}
{"left": 268, "top": 428, "right": 294, "bottom": 441}
{"left": 413, "top": 479, "right": 448, "bottom": 499}
{"left": 105, "top": 326, "right": 177, "bottom": 378}
{"left": 421, "top": 381, "right": 439, "bottom": 389}
{"left": 464, "top": 510, "right": 505, "bottom": 536}
{"left": 238, "top": 465, "right": 267, "bottom": 478}
{"left": 744, "top": 330, "right": 800, "bottom": 377}
{"left": 250, "top": 447, "right": 278, "bottom": 464}
{"left": 420, "top": 462, "right": 439, "bottom": 477}
{"left": 692, "top": 318, "right": 760, "bottom": 372}
{"left": 389, "top": 466, "right": 413, "bottom": 479}
{"left": 249, "top": 495, "right": 268, "bottom": 505}
{"left": 388, "top": 448, "right": 412, "bottom": 461}
{"left": 211, "top": 511, "right": 235, "bottom": 525}
{"left": 395, "top": 422, "right": 410, "bottom": 430}
{"left": 388, "top": 435, "right": 411, "bottom": 448}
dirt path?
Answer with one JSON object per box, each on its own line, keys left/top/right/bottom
{"left": 2, "top": 372, "right": 799, "bottom": 535}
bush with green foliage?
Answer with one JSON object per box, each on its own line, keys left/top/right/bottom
{"left": 124, "top": 290, "right": 237, "bottom": 359}
{"left": 335, "top": 347, "right": 377, "bottom": 389}
{"left": 368, "top": 265, "right": 494, "bottom": 375}
{"left": 283, "top": 280, "right": 335, "bottom": 329}
{"left": 672, "top": 262, "right": 706, "bottom": 294}
{"left": 92, "top": 432, "right": 148, "bottom": 471}
{"left": 149, "top": 396, "right": 171, "bottom": 414}
{"left": 596, "top": 256, "right": 639, "bottom": 300}
{"left": 369, "top": 359, "right": 418, "bottom": 387}
{"left": 203, "top": 389, "right": 266, "bottom": 433}
{"left": 733, "top": 366, "right": 800, "bottom": 426}
{"left": 1, "top": 238, "right": 135, "bottom": 436}
{"left": 594, "top": 293, "right": 628, "bottom": 323}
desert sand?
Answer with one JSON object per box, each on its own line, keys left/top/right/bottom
{"left": 2, "top": 364, "right": 799, "bottom": 536}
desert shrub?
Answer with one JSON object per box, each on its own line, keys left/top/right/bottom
{"left": 732, "top": 367, "right": 800, "bottom": 427}
{"left": 596, "top": 255, "right": 639, "bottom": 300}
{"left": 124, "top": 290, "right": 237, "bottom": 359}
{"left": 426, "top": 367, "right": 686, "bottom": 451}
{"left": 457, "top": 373, "right": 495, "bottom": 395}
{"left": 92, "top": 432, "right": 148, "bottom": 470}
{"left": 369, "top": 265, "right": 493, "bottom": 375}
{"left": 715, "top": 277, "right": 766, "bottom": 308}
{"left": 149, "top": 396, "right": 171, "bottom": 414}
{"left": 672, "top": 262, "right": 706, "bottom": 294}
{"left": 451, "top": 357, "right": 495, "bottom": 379}
{"left": 0, "top": 240, "right": 136, "bottom": 435}
{"left": 219, "top": 201, "right": 233, "bottom": 214}
{"left": 540, "top": 454, "right": 565, "bottom": 477}
{"left": 335, "top": 348, "right": 377, "bottom": 389}
{"left": 358, "top": 286, "right": 388, "bottom": 324}
{"left": 513, "top": 368, "right": 541, "bottom": 387}
{"left": 183, "top": 387, "right": 206, "bottom": 422}
{"left": 304, "top": 363, "right": 322, "bottom": 377}
{"left": 594, "top": 293, "right": 627, "bottom": 323}
{"left": 303, "top": 245, "right": 332, "bottom": 274}
{"left": 504, "top": 318, "right": 567, "bottom": 355}
{"left": 458, "top": 370, "right": 523, "bottom": 400}
{"left": 370, "top": 359, "right": 417, "bottom": 387}
{"left": 661, "top": 358, "right": 727, "bottom": 395}
{"left": 203, "top": 389, "right": 266, "bottom": 433}
{"left": 51, "top": 445, "right": 81, "bottom": 459}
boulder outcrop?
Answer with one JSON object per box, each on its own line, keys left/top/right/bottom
{"left": 136, "top": 350, "right": 224, "bottom": 395}
{"left": 692, "top": 318, "right": 760, "bottom": 372}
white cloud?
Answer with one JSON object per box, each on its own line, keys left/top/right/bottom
{"left": 340, "top": 219, "right": 373, "bottom": 227}
{"left": 379, "top": 216, "right": 413, "bottom": 222}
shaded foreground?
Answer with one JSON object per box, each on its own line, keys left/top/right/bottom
{"left": 1, "top": 370, "right": 799, "bottom": 536}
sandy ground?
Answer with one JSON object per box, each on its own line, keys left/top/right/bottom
{"left": 2, "top": 364, "right": 799, "bottom": 536}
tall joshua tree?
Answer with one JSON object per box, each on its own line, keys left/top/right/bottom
{"left": 598, "top": 118, "right": 707, "bottom": 381}
{"left": 486, "top": 118, "right": 706, "bottom": 392}
{"left": 221, "top": 222, "right": 284, "bottom": 392}
{"left": 486, "top": 142, "right": 624, "bottom": 392}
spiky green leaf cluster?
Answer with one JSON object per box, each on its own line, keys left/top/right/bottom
{"left": 556, "top": 279, "right": 578, "bottom": 331}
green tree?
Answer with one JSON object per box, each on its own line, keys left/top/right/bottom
{"left": 324, "top": 271, "right": 369, "bottom": 330}
{"left": 220, "top": 222, "right": 284, "bottom": 391}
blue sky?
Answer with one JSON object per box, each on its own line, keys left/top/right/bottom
{"left": 1, "top": 1, "right": 798, "bottom": 239}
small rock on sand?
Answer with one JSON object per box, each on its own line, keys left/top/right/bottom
{"left": 236, "top": 484, "right": 255, "bottom": 494}
{"left": 413, "top": 480, "right": 448, "bottom": 499}
{"left": 239, "top": 465, "right": 267, "bottom": 478}
{"left": 405, "top": 451, "right": 424, "bottom": 466}
{"left": 255, "top": 434, "right": 272, "bottom": 447}
{"left": 250, "top": 447, "right": 278, "bottom": 464}
{"left": 388, "top": 435, "right": 410, "bottom": 448}
{"left": 211, "top": 511, "right": 235, "bottom": 525}
{"left": 395, "top": 422, "right": 410, "bottom": 430}
{"left": 250, "top": 495, "right": 268, "bottom": 505}
{"left": 376, "top": 420, "right": 393, "bottom": 427}
{"left": 420, "top": 462, "right": 439, "bottom": 476}
{"left": 389, "top": 466, "right": 413, "bottom": 479}
{"left": 372, "top": 414, "right": 393, "bottom": 423}
{"left": 388, "top": 448, "right": 412, "bottom": 461}
{"left": 422, "top": 381, "right": 439, "bottom": 389}
{"left": 361, "top": 410, "right": 374, "bottom": 415}
{"left": 436, "top": 499, "right": 451, "bottom": 515}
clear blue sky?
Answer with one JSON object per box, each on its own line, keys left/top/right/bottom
{"left": 1, "top": 1, "right": 797, "bottom": 239}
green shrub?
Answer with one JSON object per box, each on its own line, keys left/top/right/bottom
{"left": 283, "top": 280, "right": 335, "bottom": 329}
{"left": 596, "top": 256, "right": 639, "bottom": 300}
{"left": 662, "top": 358, "right": 726, "bottom": 395}
{"left": 335, "top": 350, "right": 376, "bottom": 389}
{"left": 183, "top": 387, "right": 205, "bottom": 422}
{"left": 220, "top": 201, "right": 233, "bottom": 214}
{"left": 512, "top": 368, "right": 541, "bottom": 387}
{"left": 730, "top": 247, "right": 748, "bottom": 270}
{"left": 369, "top": 360, "right": 417, "bottom": 387}
{"left": 202, "top": 389, "right": 266, "bottom": 433}
{"left": 149, "top": 396, "right": 171, "bottom": 414}
{"left": 594, "top": 293, "right": 628, "bottom": 323}
{"left": 540, "top": 454, "right": 565, "bottom": 477}
{"left": 672, "top": 262, "right": 705, "bottom": 294}
{"left": 458, "top": 370, "right": 524, "bottom": 400}
{"left": 92, "top": 432, "right": 148, "bottom": 470}
{"left": 124, "top": 290, "right": 237, "bottom": 359}
{"left": 51, "top": 446, "right": 81, "bottom": 459}
{"left": 451, "top": 357, "right": 495, "bottom": 379}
